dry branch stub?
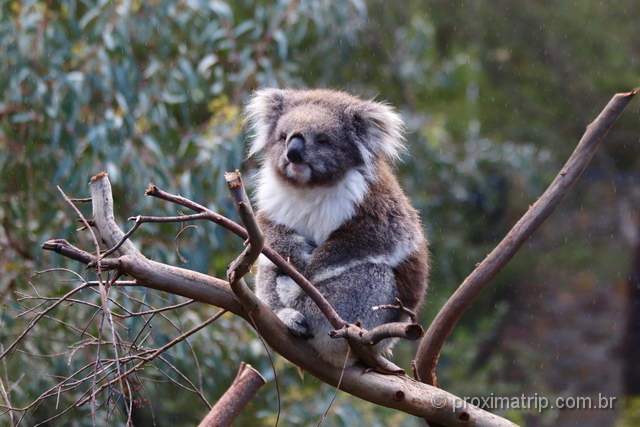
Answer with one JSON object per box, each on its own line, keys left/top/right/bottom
{"left": 198, "top": 362, "right": 266, "bottom": 427}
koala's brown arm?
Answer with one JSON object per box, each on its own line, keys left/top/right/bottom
{"left": 257, "top": 212, "right": 316, "bottom": 272}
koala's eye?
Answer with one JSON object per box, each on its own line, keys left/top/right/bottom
{"left": 316, "top": 134, "right": 330, "bottom": 145}
{"left": 278, "top": 133, "right": 287, "bottom": 142}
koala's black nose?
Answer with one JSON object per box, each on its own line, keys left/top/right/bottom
{"left": 286, "top": 136, "right": 305, "bottom": 163}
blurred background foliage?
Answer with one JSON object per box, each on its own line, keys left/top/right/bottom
{"left": 0, "top": 0, "right": 638, "bottom": 425}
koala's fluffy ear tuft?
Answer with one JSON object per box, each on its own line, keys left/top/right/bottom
{"left": 245, "top": 88, "right": 287, "bottom": 157}
{"left": 348, "top": 100, "right": 406, "bottom": 162}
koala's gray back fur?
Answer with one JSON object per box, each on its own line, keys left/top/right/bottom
{"left": 246, "top": 88, "right": 429, "bottom": 367}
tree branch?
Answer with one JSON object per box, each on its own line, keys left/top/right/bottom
{"left": 197, "top": 362, "right": 266, "bottom": 427}
{"left": 89, "top": 172, "right": 143, "bottom": 259}
{"left": 225, "top": 170, "right": 264, "bottom": 283}
{"left": 145, "top": 182, "right": 347, "bottom": 329}
{"left": 42, "top": 173, "right": 516, "bottom": 426}
{"left": 415, "top": 88, "right": 638, "bottom": 386}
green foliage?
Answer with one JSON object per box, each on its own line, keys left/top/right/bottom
{"left": 619, "top": 397, "right": 640, "bottom": 427}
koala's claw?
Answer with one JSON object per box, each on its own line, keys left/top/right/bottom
{"left": 276, "top": 308, "right": 313, "bottom": 338}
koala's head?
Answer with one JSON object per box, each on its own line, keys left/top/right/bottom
{"left": 245, "top": 88, "right": 405, "bottom": 187}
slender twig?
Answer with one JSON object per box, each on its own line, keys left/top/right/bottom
{"left": 86, "top": 280, "right": 137, "bottom": 287}
{"left": 174, "top": 224, "right": 198, "bottom": 263}
{"left": 92, "top": 216, "right": 143, "bottom": 262}
{"left": 316, "top": 347, "right": 350, "bottom": 427}
{"left": 414, "top": 88, "right": 638, "bottom": 386}
{"left": 77, "top": 309, "right": 227, "bottom": 406}
{"left": 0, "top": 360, "right": 108, "bottom": 413}
{"left": 129, "top": 212, "right": 210, "bottom": 224}
{"left": 0, "top": 347, "right": 15, "bottom": 427}
{"left": 16, "top": 295, "right": 193, "bottom": 319}
{"left": 372, "top": 298, "right": 419, "bottom": 323}
{"left": 154, "top": 355, "right": 211, "bottom": 408}
{"left": 0, "top": 283, "right": 91, "bottom": 360}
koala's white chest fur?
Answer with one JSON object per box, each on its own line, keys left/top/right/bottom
{"left": 255, "top": 163, "right": 369, "bottom": 244}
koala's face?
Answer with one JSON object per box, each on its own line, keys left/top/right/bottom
{"left": 246, "top": 89, "right": 405, "bottom": 187}
{"left": 267, "top": 104, "right": 363, "bottom": 186}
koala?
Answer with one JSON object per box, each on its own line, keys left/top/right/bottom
{"left": 245, "top": 88, "right": 429, "bottom": 367}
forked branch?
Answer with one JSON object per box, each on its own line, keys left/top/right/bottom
{"left": 42, "top": 173, "right": 513, "bottom": 426}
{"left": 414, "top": 89, "right": 638, "bottom": 386}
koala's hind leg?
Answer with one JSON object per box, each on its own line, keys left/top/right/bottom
{"left": 255, "top": 215, "right": 318, "bottom": 337}
{"left": 254, "top": 257, "right": 311, "bottom": 337}
{"left": 293, "top": 263, "right": 399, "bottom": 366}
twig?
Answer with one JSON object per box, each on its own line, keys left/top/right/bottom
{"left": 0, "top": 283, "right": 91, "bottom": 360}
{"left": 414, "top": 88, "right": 638, "bottom": 386}
{"left": 129, "top": 212, "right": 211, "bottom": 224}
{"left": 92, "top": 216, "right": 144, "bottom": 263}
{"left": 77, "top": 309, "right": 227, "bottom": 406}
{"left": 372, "top": 298, "right": 419, "bottom": 323}
{"left": 145, "top": 182, "right": 347, "bottom": 329}
{"left": 86, "top": 280, "right": 137, "bottom": 287}
{"left": 316, "top": 347, "right": 350, "bottom": 427}
{"left": 154, "top": 354, "right": 211, "bottom": 408}
{"left": 0, "top": 347, "right": 15, "bottom": 427}
{"left": 197, "top": 362, "right": 266, "bottom": 427}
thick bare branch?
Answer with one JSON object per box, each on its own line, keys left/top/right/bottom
{"left": 42, "top": 239, "right": 118, "bottom": 269}
{"left": 198, "top": 362, "right": 266, "bottom": 427}
{"left": 415, "top": 88, "right": 638, "bottom": 386}
{"left": 43, "top": 173, "right": 515, "bottom": 426}
{"left": 89, "top": 172, "right": 143, "bottom": 259}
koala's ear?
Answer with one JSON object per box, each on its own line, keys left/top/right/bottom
{"left": 244, "top": 88, "right": 287, "bottom": 157}
{"left": 348, "top": 100, "right": 406, "bottom": 161}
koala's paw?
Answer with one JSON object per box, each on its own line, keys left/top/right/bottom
{"left": 303, "top": 239, "right": 316, "bottom": 258}
{"left": 276, "top": 275, "right": 301, "bottom": 305}
{"left": 292, "top": 234, "right": 316, "bottom": 262}
{"left": 276, "top": 308, "right": 313, "bottom": 338}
